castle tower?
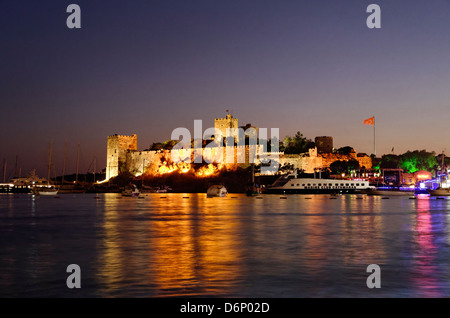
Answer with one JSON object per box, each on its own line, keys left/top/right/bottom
{"left": 315, "top": 136, "right": 333, "bottom": 154}
{"left": 106, "top": 134, "right": 137, "bottom": 180}
{"left": 214, "top": 113, "right": 239, "bottom": 142}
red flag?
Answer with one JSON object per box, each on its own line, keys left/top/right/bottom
{"left": 363, "top": 117, "right": 374, "bottom": 126}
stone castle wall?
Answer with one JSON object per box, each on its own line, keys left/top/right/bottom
{"left": 106, "top": 132, "right": 266, "bottom": 180}
{"left": 214, "top": 114, "right": 239, "bottom": 141}
{"left": 106, "top": 134, "right": 137, "bottom": 179}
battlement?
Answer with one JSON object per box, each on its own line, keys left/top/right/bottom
{"left": 214, "top": 114, "right": 235, "bottom": 121}
{"left": 107, "top": 134, "right": 137, "bottom": 139}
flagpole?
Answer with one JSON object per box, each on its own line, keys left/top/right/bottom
{"left": 373, "top": 116, "right": 376, "bottom": 157}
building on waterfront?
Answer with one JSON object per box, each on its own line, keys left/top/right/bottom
{"left": 276, "top": 145, "right": 373, "bottom": 175}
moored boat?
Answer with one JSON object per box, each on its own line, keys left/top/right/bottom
{"left": 428, "top": 188, "right": 450, "bottom": 196}
{"left": 365, "top": 188, "right": 416, "bottom": 196}
{"left": 207, "top": 185, "right": 228, "bottom": 197}
{"left": 263, "top": 172, "right": 373, "bottom": 194}
{"left": 427, "top": 151, "right": 450, "bottom": 196}
{"left": 31, "top": 185, "right": 59, "bottom": 196}
{"left": 122, "top": 184, "right": 140, "bottom": 197}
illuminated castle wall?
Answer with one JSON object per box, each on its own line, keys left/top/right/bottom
{"left": 105, "top": 133, "right": 264, "bottom": 180}
{"left": 106, "top": 134, "right": 137, "bottom": 180}
{"left": 214, "top": 114, "right": 239, "bottom": 141}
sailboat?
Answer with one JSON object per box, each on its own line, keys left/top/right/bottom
{"left": 428, "top": 152, "right": 450, "bottom": 196}
{"left": 31, "top": 141, "right": 59, "bottom": 196}
{"left": 58, "top": 143, "right": 87, "bottom": 194}
{"left": 246, "top": 164, "right": 261, "bottom": 196}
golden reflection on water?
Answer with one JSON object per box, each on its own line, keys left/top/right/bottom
{"left": 98, "top": 193, "right": 243, "bottom": 296}
{"left": 88, "top": 193, "right": 450, "bottom": 297}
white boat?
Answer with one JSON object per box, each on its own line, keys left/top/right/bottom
{"left": 122, "top": 184, "right": 140, "bottom": 197}
{"left": 31, "top": 142, "right": 59, "bottom": 196}
{"left": 263, "top": 172, "right": 374, "bottom": 194}
{"left": 428, "top": 152, "right": 449, "bottom": 196}
{"left": 207, "top": 185, "right": 228, "bottom": 197}
{"left": 31, "top": 186, "right": 59, "bottom": 196}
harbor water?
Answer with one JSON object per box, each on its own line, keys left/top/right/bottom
{"left": 1, "top": 193, "right": 450, "bottom": 297}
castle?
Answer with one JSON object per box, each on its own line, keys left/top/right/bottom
{"left": 214, "top": 114, "right": 239, "bottom": 141}
{"left": 105, "top": 133, "right": 265, "bottom": 180}
{"left": 105, "top": 115, "right": 372, "bottom": 180}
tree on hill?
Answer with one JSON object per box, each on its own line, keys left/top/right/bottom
{"left": 329, "top": 160, "right": 360, "bottom": 174}
{"left": 336, "top": 146, "right": 354, "bottom": 155}
{"left": 399, "top": 150, "right": 437, "bottom": 173}
{"left": 373, "top": 150, "right": 438, "bottom": 173}
{"left": 283, "top": 131, "right": 315, "bottom": 154}
{"left": 146, "top": 142, "right": 164, "bottom": 151}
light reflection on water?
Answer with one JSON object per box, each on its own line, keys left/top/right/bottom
{"left": 1, "top": 193, "right": 450, "bottom": 297}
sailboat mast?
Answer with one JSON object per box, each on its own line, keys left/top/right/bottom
{"left": 93, "top": 157, "right": 96, "bottom": 183}
{"left": 62, "top": 139, "right": 67, "bottom": 185}
{"left": 75, "top": 143, "right": 80, "bottom": 184}
{"left": 442, "top": 151, "right": 445, "bottom": 185}
{"left": 2, "top": 159, "right": 6, "bottom": 183}
{"left": 47, "top": 141, "right": 53, "bottom": 186}
{"left": 14, "top": 155, "right": 18, "bottom": 178}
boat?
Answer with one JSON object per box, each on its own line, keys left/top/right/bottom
{"left": 57, "top": 184, "right": 87, "bottom": 194}
{"left": 364, "top": 187, "right": 416, "bottom": 196}
{"left": 428, "top": 188, "right": 450, "bottom": 196}
{"left": 141, "top": 185, "right": 172, "bottom": 193}
{"left": 122, "top": 184, "right": 140, "bottom": 197}
{"left": 32, "top": 142, "right": 59, "bottom": 196}
{"left": 428, "top": 151, "right": 449, "bottom": 196}
{"left": 263, "top": 172, "right": 374, "bottom": 194}
{"left": 246, "top": 185, "right": 261, "bottom": 196}
{"left": 31, "top": 185, "right": 59, "bottom": 196}
{"left": 207, "top": 185, "right": 228, "bottom": 197}
{"left": 246, "top": 164, "right": 262, "bottom": 196}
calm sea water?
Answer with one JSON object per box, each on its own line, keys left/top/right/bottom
{"left": 1, "top": 192, "right": 450, "bottom": 298}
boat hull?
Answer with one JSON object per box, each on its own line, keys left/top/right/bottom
{"left": 32, "top": 189, "right": 59, "bottom": 196}
{"left": 365, "top": 190, "right": 415, "bottom": 196}
{"left": 263, "top": 188, "right": 364, "bottom": 195}
{"left": 428, "top": 189, "right": 450, "bottom": 196}
{"left": 207, "top": 185, "right": 228, "bottom": 197}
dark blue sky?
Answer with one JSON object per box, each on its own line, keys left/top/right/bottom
{"left": 1, "top": 0, "right": 450, "bottom": 177}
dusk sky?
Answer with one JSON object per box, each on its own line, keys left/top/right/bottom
{"left": 1, "top": 0, "right": 450, "bottom": 177}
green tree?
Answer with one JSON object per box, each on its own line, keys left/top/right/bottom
{"left": 399, "top": 150, "right": 437, "bottom": 173}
